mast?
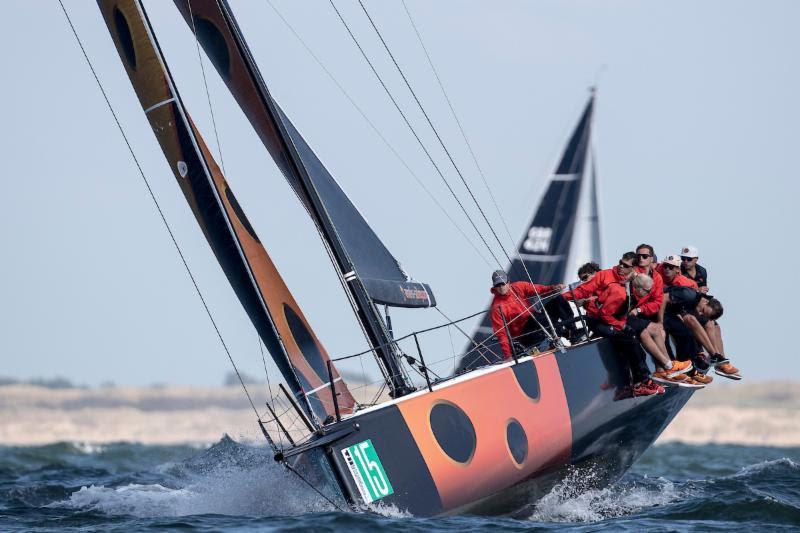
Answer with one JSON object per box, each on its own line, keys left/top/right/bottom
{"left": 173, "top": 0, "right": 429, "bottom": 396}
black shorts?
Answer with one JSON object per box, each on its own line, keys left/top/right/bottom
{"left": 626, "top": 315, "right": 651, "bottom": 336}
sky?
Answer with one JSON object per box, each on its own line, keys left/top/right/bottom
{"left": 2, "top": 0, "right": 798, "bottom": 388}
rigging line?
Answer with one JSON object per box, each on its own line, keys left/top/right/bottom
{"left": 400, "top": 0, "right": 518, "bottom": 255}
{"left": 357, "top": 1, "right": 510, "bottom": 267}
{"left": 328, "top": 0, "right": 502, "bottom": 267}
{"left": 357, "top": 1, "right": 560, "bottom": 340}
{"left": 187, "top": 0, "right": 228, "bottom": 176}
{"left": 281, "top": 460, "right": 346, "bottom": 511}
{"left": 57, "top": 0, "right": 260, "bottom": 419}
{"left": 258, "top": 334, "right": 279, "bottom": 433}
{"left": 264, "top": 0, "right": 492, "bottom": 268}
{"left": 399, "top": 2, "right": 555, "bottom": 338}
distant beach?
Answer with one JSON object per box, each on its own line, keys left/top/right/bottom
{"left": 1, "top": 381, "right": 798, "bottom": 447}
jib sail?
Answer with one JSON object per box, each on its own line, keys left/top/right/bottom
{"left": 99, "top": 0, "right": 355, "bottom": 420}
{"left": 173, "top": 0, "right": 430, "bottom": 395}
{"left": 458, "top": 93, "right": 598, "bottom": 370}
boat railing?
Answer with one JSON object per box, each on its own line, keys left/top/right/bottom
{"left": 261, "top": 292, "right": 579, "bottom": 444}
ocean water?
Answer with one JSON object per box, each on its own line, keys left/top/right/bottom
{"left": 1, "top": 437, "right": 798, "bottom": 531}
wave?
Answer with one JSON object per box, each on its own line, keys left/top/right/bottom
{"left": 50, "top": 436, "right": 334, "bottom": 518}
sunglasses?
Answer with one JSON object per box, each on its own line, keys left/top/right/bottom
{"left": 636, "top": 253, "right": 651, "bottom": 259}
{"left": 493, "top": 282, "right": 507, "bottom": 288}
{"left": 663, "top": 264, "right": 679, "bottom": 270}
{"left": 636, "top": 287, "right": 652, "bottom": 294}
{"left": 680, "top": 256, "right": 695, "bottom": 262}
{"left": 579, "top": 274, "right": 592, "bottom": 282}
{"left": 618, "top": 261, "right": 635, "bottom": 269}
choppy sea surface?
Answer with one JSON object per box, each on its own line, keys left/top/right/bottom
{"left": 1, "top": 437, "right": 798, "bottom": 531}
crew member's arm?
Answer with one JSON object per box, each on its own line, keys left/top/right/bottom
{"left": 658, "top": 293, "right": 669, "bottom": 324}
{"left": 564, "top": 275, "right": 600, "bottom": 301}
{"left": 597, "top": 288, "right": 627, "bottom": 330}
{"left": 517, "top": 281, "right": 565, "bottom": 299}
{"left": 636, "top": 290, "right": 663, "bottom": 316}
{"left": 490, "top": 306, "right": 513, "bottom": 360}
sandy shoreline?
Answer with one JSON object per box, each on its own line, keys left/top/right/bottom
{"left": 1, "top": 381, "right": 798, "bottom": 447}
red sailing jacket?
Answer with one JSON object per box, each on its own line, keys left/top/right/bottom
{"left": 490, "top": 281, "right": 558, "bottom": 359}
{"left": 656, "top": 263, "right": 699, "bottom": 289}
{"left": 596, "top": 282, "right": 630, "bottom": 330}
{"left": 565, "top": 266, "right": 628, "bottom": 316}
{"left": 633, "top": 266, "right": 664, "bottom": 317}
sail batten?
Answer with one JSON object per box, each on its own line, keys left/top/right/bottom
{"left": 99, "top": 0, "right": 355, "bottom": 420}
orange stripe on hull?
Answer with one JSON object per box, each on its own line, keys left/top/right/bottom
{"left": 397, "top": 354, "right": 571, "bottom": 511}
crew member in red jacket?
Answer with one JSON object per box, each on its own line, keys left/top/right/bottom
{"left": 489, "top": 270, "right": 566, "bottom": 360}
{"left": 658, "top": 255, "right": 699, "bottom": 289}
{"left": 566, "top": 252, "right": 639, "bottom": 317}
{"left": 592, "top": 275, "right": 666, "bottom": 396}
{"left": 630, "top": 245, "right": 693, "bottom": 384}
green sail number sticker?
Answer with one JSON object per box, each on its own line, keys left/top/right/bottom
{"left": 341, "top": 439, "right": 394, "bottom": 503}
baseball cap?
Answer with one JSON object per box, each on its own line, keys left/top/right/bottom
{"left": 491, "top": 270, "right": 508, "bottom": 286}
{"left": 680, "top": 245, "right": 699, "bottom": 258}
{"left": 663, "top": 255, "right": 682, "bottom": 267}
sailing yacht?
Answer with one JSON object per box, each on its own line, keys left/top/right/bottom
{"left": 95, "top": 0, "right": 697, "bottom": 516}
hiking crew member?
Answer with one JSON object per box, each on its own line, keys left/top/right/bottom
{"left": 658, "top": 255, "right": 699, "bottom": 289}
{"left": 488, "top": 270, "right": 567, "bottom": 360}
{"left": 590, "top": 273, "right": 664, "bottom": 396}
{"left": 570, "top": 262, "right": 601, "bottom": 310}
{"left": 566, "top": 252, "right": 640, "bottom": 316}
{"left": 632, "top": 246, "right": 692, "bottom": 384}
{"left": 680, "top": 245, "right": 709, "bottom": 293}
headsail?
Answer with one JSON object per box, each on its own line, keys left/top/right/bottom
{"left": 98, "top": 0, "right": 355, "bottom": 420}
{"left": 173, "top": 0, "right": 431, "bottom": 395}
{"left": 172, "top": 0, "right": 434, "bottom": 309}
{"left": 457, "top": 93, "right": 598, "bottom": 370}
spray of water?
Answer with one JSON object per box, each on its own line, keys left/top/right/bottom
{"left": 528, "top": 466, "right": 682, "bottom": 523}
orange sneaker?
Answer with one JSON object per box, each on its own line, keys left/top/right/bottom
{"left": 714, "top": 363, "right": 742, "bottom": 380}
{"left": 676, "top": 377, "right": 705, "bottom": 389}
{"left": 667, "top": 360, "right": 693, "bottom": 378}
{"left": 690, "top": 372, "right": 713, "bottom": 385}
{"left": 652, "top": 371, "right": 689, "bottom": 386}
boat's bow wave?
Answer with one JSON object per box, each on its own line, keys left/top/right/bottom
{"left": 50, "top": 436, "right": 332, "bottom": 517}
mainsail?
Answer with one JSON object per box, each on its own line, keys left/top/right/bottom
{"left": 173, "top": 0, "right": 432, "bottom": 395}
{"left": 458, "top": 93, "right": 599, "bottom": 369}
{"left": 98, "top": 0, "right": 355, "bottom": 420}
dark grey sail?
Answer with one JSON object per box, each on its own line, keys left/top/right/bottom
{"left": 173, "top": 0, "right": 431, "bottom": 395}
{"left": 457, "top": 94, "right": 596, "bottom": 370}
{"left": 98, "top": 0, "right": 358, "bottom": 422}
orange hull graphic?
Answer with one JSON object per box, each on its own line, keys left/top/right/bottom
{"left": 397, "top": 354, "right": 571, "bottom": 510}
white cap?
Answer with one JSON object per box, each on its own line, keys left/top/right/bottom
{"left": 680, "top": 245, "right": 699, "bottom": 258}
{"left": 663, "top": 255, "right": 682, "bottom": 267}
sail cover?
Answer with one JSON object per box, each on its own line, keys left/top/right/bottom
{"left": 173, "top": 0, "right": 434, "bottom": 309}
{"left": 457, "top": 95, "right": 596, "bottom": 370}
{"left": 99, "top": 0, "right": 354, "bottom": 420}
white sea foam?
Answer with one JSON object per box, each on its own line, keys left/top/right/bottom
{"left": 53, "top": 441, "right": 336, "bottom": 517}
{"left": 73, "top": 442, "right": 105, "bottom": 454}
{"left": 731, "top": 457, "right": 799, "bottom": 478}
{"left": 359, "top": 501, "right": 412, "bottom": 518}
{"left": 529, "top": 469, "right": 681, "bottom": 523}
